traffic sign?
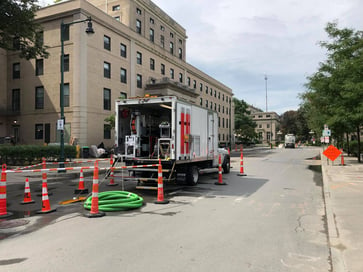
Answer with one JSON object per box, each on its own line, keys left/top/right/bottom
{"left": 323, "top": 145, "right": 342, "bottom": 161}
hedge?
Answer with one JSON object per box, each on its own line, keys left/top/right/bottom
{"left": 0, "top": 145, "right": 77, "bottom": 166}
{"left": 343, "top": 140, "right": 363, "bottom": 157}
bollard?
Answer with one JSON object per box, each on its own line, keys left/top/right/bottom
{"left": 21, "top": 178, "right": 35, "bottom": 204}
{"left": 215, "top": 154, "right": 227, "bottom": 185}
{"left": 155, "top": 159, "right": 169, "bottom": 204}
{"left": 0, "top": 164, "right": 13, "bottom": 218}
{"left": 237, "top": 150, "right": 247, "bottom": 176}
{"left": 85, "top": 161, "right": 105, "bottom": 217}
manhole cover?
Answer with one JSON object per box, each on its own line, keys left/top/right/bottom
{"left": 0, "top": 219, "right": 30, "bottom": 229}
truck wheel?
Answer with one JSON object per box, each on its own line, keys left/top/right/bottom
{"left": 186, "top": 166, "right": 199, "bottom": 186}
{"left": 222, "top": 156, "right": 230, "bottom": 174}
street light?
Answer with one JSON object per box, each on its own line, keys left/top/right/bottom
{"left": 264, "top": 74, "right": 273, "bottom": 148}
{"left": 59, "top": 17, "right": 94, "bottom": 170}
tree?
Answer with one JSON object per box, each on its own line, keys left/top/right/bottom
{"left": 301, "top": 22, "right": 363, "bottom": 161}
{"left": 0, "top": 0, "right": 49, "bottom": 59}
{"left": 233, "top": 98, "right": 257, "bottom": 144}
{"left": 279, "top": 109, "right": 309, "bottom": 142}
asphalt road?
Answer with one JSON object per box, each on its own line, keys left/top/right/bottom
{"left": 0, "top": 147, "right": 331, "bottom": 271}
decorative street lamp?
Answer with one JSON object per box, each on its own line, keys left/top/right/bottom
{"left": 59, "top": 17, "right": 94, "bottom": 170}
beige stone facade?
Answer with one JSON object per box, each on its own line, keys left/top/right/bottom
{"left": 248, "top": 105, "right": 280, "bottom": 144}
{"left": 0, "top": 0, "right": 234, "bottom": 148}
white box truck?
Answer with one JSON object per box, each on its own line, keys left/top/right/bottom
{"left": 284, "top": 134, "right": 296, "bottom": 148}
{"left": 114, "top": 96, "right": 230, "bottom": 185}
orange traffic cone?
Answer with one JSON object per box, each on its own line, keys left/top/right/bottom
{"left": 0, "top": 164, "right": 13, "bottom": 218}
{"left": 215, "top": 154, "right": 227, "bottom": 185}
{"left": 85, "top": 161, "right": 105, "bottom": 217}
{"left": 237, "top": 150, "right": 247, "bottom": 176}
{"left": 37, "top": 172, "right": 56, "bottom": 214}
{"left": 107, "top": 155, "right": 118, "bottom": 186}
{"left": 21, "top": 178, "right": 35, "bottom": 204}
{"left": 340, "top": 149, "right": 345, "bottom": 166}
{"left": 155, "top": 159, "right": 169, "bottom": 204}
{"left": 75, "top": 169, "right": 88, "bottom": 194}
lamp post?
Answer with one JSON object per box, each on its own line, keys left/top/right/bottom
{"left": 264, "top": 74, "right": 272, "bottom": 148}
{"left": 59, "top": 17, "right": 94, "bottom": 170}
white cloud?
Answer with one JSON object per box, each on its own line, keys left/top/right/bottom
{"left": 153, "top": 0, "right": 363, "bottom": 114}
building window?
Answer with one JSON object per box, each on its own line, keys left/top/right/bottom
{"left": 187, "top": 77, "right": 191, "bottom": 86}
{"left": 222, "top": 118, "right": 225, "bottom": 128}
{"left": 169, "top": 42, "right": 174, "bottom": 54}
{"left": 35, "top": 124, "right": 44, "bottom": 140}
{"left": 150, "top": 58, "right": 155, "bottom": 70}
{"left": 36, "top": 59, "right": 44, "bottom": 76}
{"left": 114, "top": 16, "right": 120, "bottom": 21}
{"left": 160, "top": 25, "right": 165, "bottom": 31}
{"left": 200, "top": 98, "right": 203, "bottom": 106}
{"left": 104, "top": 35, "right": 111, "bottom": 50}
{"left": 178, "top": 48, "right": 182, "bottom": 59}
{"left": 218, "top": 92, "right": 220, "bottom": 99}
{"left": 12, "top": 89, "right": 20, "bottom": 112}
{"left": 136, "top": 19, "right": 141, "bottom": 34}
{"left": 120, "top": 43, "right": 127, "bottom": 58}
{"left": 179, "top": 73, "right": 183, "bottom": 83}
{"left": 63, "top": 54, "right": 69, "bottom": 72}
{"left": 150, "top": 18, "right": 154, "bottom": 24}
{"left": 205, "top": 100, "right": 208, "bottom": 108}
{"left": 161, "top": 64, "right": 165, "bottom": 75}
{"left": 112, "top": 5, "right": 120, "bottom": 11}
{"left": 160, "top": 35, "right": 164, "bottom": 48}
{"left": 170, "top": 68, "right": 174, "bottom": 79}
{"left": 136, "top": 52, "right": 142, "bottom": 65}
{"left": 200, "top": 83, "right": 203, "bottom": 92}
{"left": 136, "top": 8, "right": 142, "bottom": 15}
{"left": 103, "top": 88, "right": 111, "bottom": 110}
{"left": 137, "top": 74, "right": 142, "bottom": 88}
{"left": 104, "top": 124, "right": 111, "bottom": 139}
{"left": 210, "top": 88, "right": 213, "bottom": 96}
{"left": 120, "top": 68, "right": 127, "bottom": 83}
{"left": 119, "top": 92, "right": 127, "bottom": 99}
{"left": 64, "top": 83, "right": 70, "bottom": 107}
{"left": 222, "top": 106, "right": 225, "bottom": 113}
{"left": 150, "top": 28, "right": 154, "bottom": 42}
{"left": 214, "top": 103, "right": 217, "bottom": 111}
{"left": 170, "top": 32, "right": 174, "bottom": 38}
{"left": 193, "top": 80, "right": 196, "bottom": 89}
{"left": 214, "top": 90, "right": 217, "bottom": 97}
{"left": 205, "top": 86, "right": 208, "bottom": 94}
{"left": 35, "top": 86, "right": 44, "bottom": 109}
{"left": 104, "top": 62, "right": 111, "bottom": 78}
{"left": 13, "top": 63, "right": 20, "bottom": 79}
{"left": 62, "top": 25, "right": 70, "bottom": 41}
{"left": 13, "top": 37, "right": 20, "bottom": 50}
{"left": 218, "top": 104, "right": 220, "bottom": 112}
{"left": 267, "top": 124, "right": 270, "bottom": 129}
{"left": 36, "top": 31, "right": 44, "bottom": 45}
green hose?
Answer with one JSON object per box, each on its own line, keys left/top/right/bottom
{"left": 83, "top": 191, "right": 144, "bottom": 211}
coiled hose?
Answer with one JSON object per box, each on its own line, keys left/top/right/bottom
{"left": 83, "top": 191, "right": 144, "bottom": 211}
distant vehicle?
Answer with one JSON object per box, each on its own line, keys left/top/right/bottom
{"left": 284, "top": 134, "right": 296, "bottom": 148}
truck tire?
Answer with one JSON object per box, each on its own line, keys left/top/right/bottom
{"left": 186, "top": 166, "right": 199, "bottom": 186}
{"left": 222, "top": 156, "right": 230, "bottom": 174}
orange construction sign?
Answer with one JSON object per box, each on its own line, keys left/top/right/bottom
{"left": 323, "top": 145, "right": 342, "bottom": 161}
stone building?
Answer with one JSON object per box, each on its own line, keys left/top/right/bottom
{"left": 248, "top": 105, "right": 280, "bottom": 144}
{"left": 0, "top": 0, "right": 233, "bottom": 148}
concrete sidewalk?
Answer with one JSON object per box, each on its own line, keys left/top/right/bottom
{"left": 321, "top": 152, "right": 363, "bottom": 272}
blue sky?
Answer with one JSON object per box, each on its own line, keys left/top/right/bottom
{"left": 41, "top": 0, "right": 363, "bottom": 114}
{"left": 151, "top": 0, "right": 363, "bottom": 114}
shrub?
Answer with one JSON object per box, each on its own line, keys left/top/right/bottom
{"left": 0, "top": 145, "right": 77, "bottom": 166}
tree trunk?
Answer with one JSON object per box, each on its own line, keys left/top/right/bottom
{"left": 357, "top": 126, "right": 361, "bottom": 163}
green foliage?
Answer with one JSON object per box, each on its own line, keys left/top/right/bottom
{"left": 104, "top": 114, "right": 115, "bottom": 130}
{"left": 233, "top": 98, "right": 257, "bottom": 142}
{"left": 0, "top": 145, "right": 76, "bottom": 165}
{"left": 300, "top": 22, "right": 363, "bottom": 160}
{"left": 343, "top": 141, "right": 363, "bottom": 157}
{"left": 0, "top": 0, "right": 49, "bottom": 59}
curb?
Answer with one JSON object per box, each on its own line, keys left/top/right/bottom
{"left": 321, "top": 151, "right": 347, "bottom": 272}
